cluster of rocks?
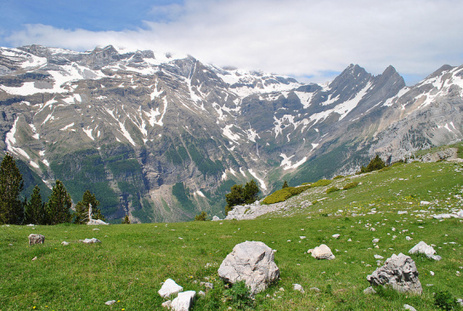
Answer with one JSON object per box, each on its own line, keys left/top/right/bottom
{"left": 28, "top": 234, "right": 102, "bottom": 246}
{"left": 432, "top": 209, "right": 463, "bottom": 220}
{"left": 159, "top": 279, "right": 196, "bottom": 311}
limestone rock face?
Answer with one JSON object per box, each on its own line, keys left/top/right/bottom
{"left": 308, "top": 244, "right": 335, "bottom": 260}
{"left": 28, "top": 234, "right": 45, "bottom": 245}
{"left": 367, "top": 253, "right": 422, "bottom": 295}
{"left": 218, "top": 241, "right": 280, "bottom": 294}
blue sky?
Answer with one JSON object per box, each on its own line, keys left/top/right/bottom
{"left": 1, "top": 0, "right": 463, "bottom": 85}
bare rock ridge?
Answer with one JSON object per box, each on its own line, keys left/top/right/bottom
{"left": 0, "top": 45, "right": 462, "bottom": 222}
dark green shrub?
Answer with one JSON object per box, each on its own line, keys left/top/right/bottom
{"left": 225, "top": 180, "right": 260, "bottom": 214}
{"left": 434, "top": 290, "right": 458, "bottom": 310}
{"left": 194, "top": 211, "right": 207, "bottom": 221}
{"left": 360, "top": 155, "right": 386, "bottom": 173}
{"left": 343, "top": 181, "right": 359, "bottom": 190}
{"left": 224, "top": 281, "right": 254, "bottom": 309}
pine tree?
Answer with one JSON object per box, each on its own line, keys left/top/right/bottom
{"left": 225, "top": 180, "right": 260, "bottom": 215}
{"left": 243, "top": 179, "right": 259, "bottom": 204}
{"left": 282, "top": 180, "right": 289, "bottom": 189}
{"left": 47, "top": 180, "right": 72, "bottom": 225}
{"left": 122, "top": 214, "right": 130, "bottom": 224}
{"left": 24, "top": 185, "right": 46, "bottom": 225}
{"left": 225, "top": 184, "right": 244, "bottom": 215}
{"left": 74, "top": 190, "right": 104, "bottom": 224}
{"left": 0, "top": 153, "right": 24, "bottom": 224}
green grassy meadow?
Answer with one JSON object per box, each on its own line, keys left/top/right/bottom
{"left": 1, "top": 160, "right": 462, "bottom": 310}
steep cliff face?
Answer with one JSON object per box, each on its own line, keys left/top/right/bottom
{"left": 0, "top": 45, "right": 461, "bottom": 222}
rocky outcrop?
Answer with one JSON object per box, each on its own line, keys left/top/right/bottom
{"left": 218, "top": 241, "right": 280, "bottom": 294}
{"left": 367, "top": 253, "right": 422, "bottom": 295}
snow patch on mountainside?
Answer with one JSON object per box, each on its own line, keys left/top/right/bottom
{"left": 248, "top": 169, "right": 267, "bottom": 191}
{"left": 280, "top": 153, "right": 308, "bottom": 170}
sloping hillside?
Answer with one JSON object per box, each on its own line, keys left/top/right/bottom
{"left": 1, "top": 150, "right": 462, "bottom": 310}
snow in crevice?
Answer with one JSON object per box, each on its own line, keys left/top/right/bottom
{"left": 280, "top": 153, "right": 308, "bottom": 170}
{"left": 438, "top": 122, "right": 457, "bottom": 133}
{"left": 248, "top": 169, "right": 267, "bottom": 191}
{"left": 60, "top": 123, "right": 75, "bottom": 131}
{"left": 195, "top": 190, "right": 206, "bottom": 198}
{"left": 105, "top": 108, "right": 136, "bottom": 146}
{"left": 294, "top": 91, "right": 315, "bottom": 109}
{"left": 309, "top": 82, "right": 371, "bottom": 124}
{"left": 223, "top": 124, "right": 241, "bottom": 143}
{"left": 145, "top": 97, "right": 168, "bottom": 127}
{"left": 5, "top": 117, "right": 30, "bottom": 160}
{"left": 83, "top": 126, "right": 95, "bottom": 141}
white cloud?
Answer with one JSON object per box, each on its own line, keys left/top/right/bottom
{"left": 6, "top": 0, "right": 463, "bottom": 84}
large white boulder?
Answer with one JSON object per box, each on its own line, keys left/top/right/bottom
{"left": 367, "top": 253, "right": 422, "bottom": 295}
{"left": 158, "top": 279, "right": 183, "bottom": 299}
{"left": 308, "top": 244, "right": 335, "bottom": 260}
{"left": 218, "top": 241, "right": 279, "bottom": 294}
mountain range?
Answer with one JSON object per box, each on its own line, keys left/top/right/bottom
{"left": 0, "top": 45, "right": 462, "bottom": 222}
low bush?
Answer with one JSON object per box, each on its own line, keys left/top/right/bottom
{"left": 326, "top": 186, "right": 340, "bottom": 194}
{"left": 343, "top": 181, "right": 359, "bottom": 190}
{"left": 434, "top": 290, "right": 459, "bottom": 310}
{"left": 263, "top": 179, "right": 332, "bottom": 204}
{"left": 224, "top": 281, "right": 254, "bottom": 310}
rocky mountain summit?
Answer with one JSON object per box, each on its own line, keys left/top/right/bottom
{"left": 0, "top": 45, "right": 462, "bottom": 222}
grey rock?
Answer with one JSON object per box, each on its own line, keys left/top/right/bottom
{"left": 87, "top": 219, "right": 109, "bottom": 225}
{"left": 409, "top": 241, "right": 441, "bottom": 260}
{"left": 105, "top": 300, "right": 116, "bottom": 306}
{"left": 171, "top": 291, "right": 196, "bottom": 311}
{"left": 293, "top": 283, "right": 304, "bottom": 293}
{"left": 28, "top": 234, "right": 45, "bottom": 245}
{"left": 158, "top": 278, "right": 183, "bottom": 298}
{"left": 367, "top": 253, "right": 422, "bottom": 295}
{"left": 79, "top": 238, "right": 101, "bottom": 244}
{"left": 404, "top": 304, "right": 417, "bottom": 311}
{"left": 363, "top": 286, "right": 376, "bottom": 295}
{"left": 161, "top": 300, "right": 172, "bottom": 309}
{"left": 218, "top": 241, "right": 279, "bottom": 294}
{"left": 308, "top": 244, "right": 335, "bottom": 260}
{"left": 212, "top": 215, "right": 221, "bottom": 221}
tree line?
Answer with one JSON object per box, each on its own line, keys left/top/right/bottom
{"left": 0, "top": 153, "right": 105, "bottom": 225}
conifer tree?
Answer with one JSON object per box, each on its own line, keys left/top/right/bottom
{"left": 243, "top": 179, "right": 259, "bottom": 204}
{"left": 122, "top": 214, "right": 130, "bottom": 224}
{"left": 24, "top": 185, "right": 46, "bottom": 225}
{"left": 47, "top": 180, "right": 72, "bottom": 225}
{"left": 282, "top": 180, "right": 289, "bottom": 189}
{"left": 225, "top": 180, "right": 260, "bottom": 215}
{"left": 0, "top": 153, "right": 24, "bottom": 224}
{"left": 74, "top": 190, "right": 104, "bottom": 224}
